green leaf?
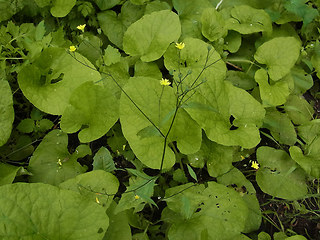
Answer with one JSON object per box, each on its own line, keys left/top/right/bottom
{"left": 297, "top": 119, "right": 320, "bottom": 145}
{"left": 0, "top": 80, "right": 14, "bottom": 146}
{"left": 256, "top": 147, "right": 308, "bottom": 200}
{"left": 254, "top": 37, "right": 301, "bottom": 81}
{"left": 104, "top": 201, "right": 132, "bottom": 240}
{"left": 0, "top": 0, "right": 24, "bottom": 22}
{"left": 187, "top": 164, "right": 198, "bottom": 182}
{"left": 17, "top": 118, "right": 34, "bottom": 133}
{"left": 18, "top": 47, "right": 101, "bottom": 115}
{"left": 201, "top": 8, "right": 227, "bottom": 42}
{"left": 98, "top": 2, "right": 145, "bottom": 49}
{"left": 130, "top": 0, "right": 149, "bottom": 5}
{"left": 285, "top": 235, "right": 307, "bottom": 240}
{"left": 93, "top": 147, "right": 116, "bottom": 172}
{"left": 145, "top": 0, "right": 171, "bottom": 15}
{"left": 263, "top": 109, "right": 297, "bottom": 146}
{"left": 290, "top": 146, "right": 320, "bottom": 178}
{"left": 104, "top": 45, "right": 121, "bottom": 66}
{"left": 224, "top": 31, "right": 242, "bottom": 53}
{"left": 95, "top": 0, "right": 121, "bottom": 10}
{"left": 36, "top": 118, "right": 54, "bottom": 132}
{"left": 28, "top": 130, "right": 86, "bottom": 185}
{"left": 115, "top": 174, "right": 157, "bottom": 214}
{"left": 258, "top": 232, "right": 271, "bottom": 240}
{"left": 284, "top": 95, "right": 314, "bottom": 125}
{"left": 284, "top": 0, "right": 319, "bottom": 31}
{"left": 254, "top": 68, "right": 290, "bottom": 107}
{"left": 59, "top": 170, "right": 119, "bottom": 209}
{"left": 50, "top": 0, "right": 76, "bottom": 17}
{"left": 0, "top": 163, "right": 21, "bottom": 186}
{"left": 165, "top": 182, "right": 249, "bottom": 240}
{"left": 60, "top": 81, "right": 119, "bottom": 143}
{"left": 0, "top": 183, "right": 109, "bottom": 239}
{"left": 172, "top": 0, "right": 213, "bottom": 39}
{"left": 123, "top": 10, "right": 181, "bottom": 62}
{"left": 217, "top": 168, "right": 262, "bottom": 233}
{"left": 226, "top": 5, "right": 272, "bottom": 34}
{"left": 120, "top": 77, "right": 202, "bottom": 169}
{"left": 134, "top": 60, "right": 162, "bottom": 79}
{"left": 290, "top": 67, "right": 313, "bottom": 94}
{"left": 226, "top": 70, "right": 256, "bottom": 90}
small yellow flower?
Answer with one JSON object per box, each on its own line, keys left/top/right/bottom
{"left": 69, "top": 45, "right": 76, "bottom": 52}
{"left": 77, "top": 24, "right": 86, "bottom": 32}
{"left": 134, "top": 195, "right": 140, "bottom": 200}
{"left": 175, "top": 42, "right": 185, "bottom": 50}
{"left": 160, "top": 78, "right": 171, "bottom": 86}
{"left": 251, "top": 161, "right": 259, "bottom": 170}
{"left": 240, "top": 155, "right": 245, "bottom": 160}
{"left": 95, "top": 197, "right": 100, "bottom": 204}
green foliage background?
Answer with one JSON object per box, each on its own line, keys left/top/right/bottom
{"left": 0, "top": 0, "right": 320, "bottom": 239}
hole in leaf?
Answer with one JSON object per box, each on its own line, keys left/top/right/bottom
{"left": 98, "top": 228, "right": 104, "bottom": 233}
{"left": 229, "top": 115, "right": 238, "bottom": 130}
{"left": 50, "top": 73, "right": 64, "bottom": 84}
{"left": 196, "top": 208, "right": 201, "bottom": 212}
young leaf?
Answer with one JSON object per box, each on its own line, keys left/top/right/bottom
{"left": 187, "top": 164, "right": 198, "bottom": 182}
{"left": 93, "top": 147, "right": 116, "bottom": 172}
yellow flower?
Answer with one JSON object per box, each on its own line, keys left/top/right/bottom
{"left": 160, "top": 78, "right": 171, "bottom": 86}
{"left": 251, "top": 161, "right": 259, "bottom": 170}
{"left": 77, "top": 24, "right": 86, "bottom": 32}
{"left": 57, "top": 159, "right": 62, "bottom": 166}
{"left": 95, "top": 197, "right": 100, "bottom": 204}
{"left": 240, "top": 155, "right": 245, "bottom": 160}
{"left": 134, "top": 195, "right": 140, "bottom": 200}
{"left": 69, "top": 45, "right": 76, "bottom": 52}
{"left": 175, "top": 42, "right": 185, "bottom": 50}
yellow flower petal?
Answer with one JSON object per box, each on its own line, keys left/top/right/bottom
{"left": 95, "top": 197, "right": 100, "bottom": 204}
{"left": 134, "top": 195, "right": 140, "bottom": 200}
{"left": 77, "top": 24, "right": 86, "bottom": 32}
{"left": 69, "top": 45, "right": 76, "bottom": 52}
{"left": 160, "top": 78, "right": 171, "bottom": 86}
{"left": 175, "top": 42, "right": 185, "bottom": 50}
{"left": 251, "top": 161, "right": 259, "bottom": 170}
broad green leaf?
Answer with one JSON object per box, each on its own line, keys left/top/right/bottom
{"left": 18, "top": 47, "right": 101, "bottom": 115}
{"left": 284, "top": 95, "right": 314, "bottom": 125}
{"left": 130, "top": 0, "right": 149, "bottom": 5}
{"left": 60, "top": 81, "right": 118, "bottom": 143}
{"left": 104, "top": 45, "right": 121, "bottom": 66}
{"left": 0, "top": 80, "right": 14, "bottom": 146}
{"left": 290, "top": 67, "right": 313, "bottom": 94}
{"left": 173, "top": 0, "right": 213, "bottom": 39}
{"left": 224, "top": 31, "right": 242, "bottom": 53}
{"left": 285, "top": 235, "right": 307, "bottom": 240}
{"left": 120, "top": 77, "right": 201, "bottom": 169}
{"left": 226, "top": 5, "right": 272, "bottom": 34}
{"left": 28, "top": 130, "right": 86, "bottom": 185}
{"left": 98, "top": 2, "right": 145, "bottom": 49}
{"left": 201, "top": 8, "right": 227, "bottom": 42}
{"left": 263, "top": 109, "right": 297, "bottom": 145}
{"left": 104, "top": 201, "right": 132, "bottom": 240}
{"left": 254, "top": 37, "right": 301, "bottom": 81}
{"left": 254, "top": 68, "right": 290, "bottom": 107}
{"left": 123, "top": 10, "right": 181, "bottom": 62}
{"left": 0, "top": 163, "right": 21, "bottom": 186}
{"left": 95, "top": 0, "right": 121, "bottom": 10}
{"left": 93, "top": 147, "right": 116, "bottom": 172}
{"left": 164, "top": 38, "right": 264, "bottom": 148}
{"left": 165, "top": 182, "right": 248, "bottom": 240}
{"left": 34, "top": 0, "right": 50, "bottom": 8}
{"left": 297, "top": 119, "right": 320, "bottom": 145}
{"left": 290, "top": 146, "right": 320, "bottom": 178}
{"left": 226, "top": 70, "right": 256, "bottom": 90}
{"left": 311, "top": 40, "right": 320, "bottom": 79}
{"left": 59, "top": 170, "right": 119, "bottom": 209}
{"left": 256, "top": 147, "right": 308, "bottom": 200}
{"left": 217, "top": 168, "right": 262, "bottom": 233}
{"left": 284, "top": 0, "right": 319, "bottom": 31}
{"left": 258, "top": 232, "right": 271, "bottom": 240}
{"left": 0, "top": 183, "right": 108, "bottom": 239}
{"left": 134, "top": 60, "right": 162, "bottom": 79}
{"left": 78, "top": 34, "right": 103, "bottom": 65}
{"left": 145, "top": 0, "right": 171, "bottom": 15}
{"left": 17, "top": 118, "right": 34, "bottom": 133}
{"left": 50, "top": 0, "right": 76, "bottom": 17}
